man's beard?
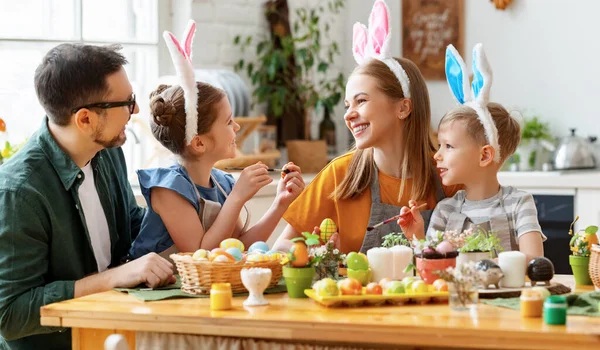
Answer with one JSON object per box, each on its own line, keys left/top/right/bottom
{"left": 93, "top": 127, "right": 126, "bottom": 149}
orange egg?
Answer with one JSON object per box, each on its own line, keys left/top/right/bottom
{"left": 209, "top": 250, "right": 235, "bottom": 262}
{"left": 289, "top": 242, "right": 309, "bottom": 267}
{"left": 0, "top": 118, "right": 5, "bottom": 132}
{"left": 432, "top": 279, "right": 448, "bottom": 292}
{"left": 339, "top": 278, "right": 363, "bottom": 295}
{"left": 365, "top": 282, "right": 383, "bottom": 295}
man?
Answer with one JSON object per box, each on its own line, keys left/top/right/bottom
{"left": 0, "top": 44, "right": 174, "bottom": 350}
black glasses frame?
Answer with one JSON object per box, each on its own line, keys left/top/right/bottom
{"left": 71, "top": 94, "right": 136, "bottom": 114}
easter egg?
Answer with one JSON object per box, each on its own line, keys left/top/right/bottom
{"left": 225, "top": 247, "right": 243, "bottom": 261}
{"left": 319, "top": 218, "right": 337, "bottom": 242}
{"left": 435, "top": 241, "right": 456, "bottom": 255}
{"left": 384, "top": 281, "right": 405, "bottom": 294}
{"left": 401, "top": 276, "right": 415, "bottom": 290}
{"left": 365, "top": 282, "right": 383, "bottom": 295}
{"left": 247, "top": 253, "right": 267, "bottom": 262}
{"left": 213, "top": 255, "right": 231, "bottom": 263}
{"left": 411, "top": 280, "right": 428, "bottom": 294}
{"left": 346, "top": 252, "right": 369, "bottom": 270}
{"left": 379, "top": 278, "right": 393, "bottom": 288}
{"left": 210, "top": 250, "right": 235, "bottom": 262}
{"left": 220, "top": 238, "right": 244, "bottom": 252}
{"left": 338, "top": 278, "right": 362, "bottom": 295}
{"left": 248, "top": 241, "right": 270, "bottom": 253}
{"left": 432, "top": 279, "right": 448, "bottom": 292}
{"left": 192, "top": 249, "right": 209, "bottom": 260}
{"left": 315, "top": 278, "right": 339, "bottom": 297}
{"left": 265, "top": 251, "right": 282, "bottom": 261}
{"left": 289, "top": 242, "right": 309, "bottom": 267}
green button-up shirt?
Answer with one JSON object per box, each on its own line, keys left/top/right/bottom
{"left": 0, "top": 118, "right": 145, "bottom": 350}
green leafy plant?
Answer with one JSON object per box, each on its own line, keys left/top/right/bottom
{"left": 457, "top": 228, "right": 504, "bottom": 254}
{"left": 521, "top": 116, "right": 553, "bottom": 142}
{"left": 233, "top": 0, "right": 345, "bottom": 129}
{"left": 381, "top": 232, "right": 411, "bottom": 248}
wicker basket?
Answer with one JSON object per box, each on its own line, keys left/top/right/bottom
{"left": 590, "top": 244, "right": 600, "bottom": 290}
{"left": 170, "top": 253, "right": 283, "bottom": 295}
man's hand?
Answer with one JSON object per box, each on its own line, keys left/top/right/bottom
{"left": 111, "top": 253, "right": 175, "bottom": 288}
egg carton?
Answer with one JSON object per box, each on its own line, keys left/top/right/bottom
{"left": 304, "top": 288, "right": 449, "bottom": 308}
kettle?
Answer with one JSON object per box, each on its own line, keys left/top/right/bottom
{"left": 553, "top": 128, "right": 596, "bottom": 170}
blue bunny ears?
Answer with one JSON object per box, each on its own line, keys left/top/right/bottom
{"left": 445, "top": 43, "right": 501, "bottom": 163}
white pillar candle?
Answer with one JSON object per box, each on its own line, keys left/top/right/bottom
{"left": 498, "top": 251, "right": 526, "bottom": 288}
{"left": 367, "top": 247, "right": 393, "bottom": 282}
{"left": 389, "top": 245, "right": 413, "bottom": 280}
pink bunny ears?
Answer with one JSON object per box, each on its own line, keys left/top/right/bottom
{"left": 163, "top": 20, "right": 199, "bottom": 145}
{"left": 353, "top": 0, "right": 411, "bottom": 98}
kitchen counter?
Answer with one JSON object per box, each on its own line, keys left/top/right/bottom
{"left": 40, "top": 275, "right": 599, "bottom": 350}
{"left": 498, "top": 169, "right": 600, "bottom": 191}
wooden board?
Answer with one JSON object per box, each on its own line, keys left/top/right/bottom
{"left": 478, "top": 281, "right": 571, "bottom": 299}
{"left": 402, "top": 0, "right": 464, "bottom": 80}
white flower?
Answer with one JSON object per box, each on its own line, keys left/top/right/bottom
{"left": 333, "top": 249, "right": 339, "bottom": 255}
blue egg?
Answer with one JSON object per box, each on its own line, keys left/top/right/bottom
{"left": 225, "top": 247, "right": 243, "bottom": 261}
{"left": 248, "top": 241, "right": 269, "bottom": 253}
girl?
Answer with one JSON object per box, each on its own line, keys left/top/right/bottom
{"left": 129, "top": 21, "right": 304, "bottom": 259}
{"left": 273, "top": 0, "right": 460, "bottom": 254}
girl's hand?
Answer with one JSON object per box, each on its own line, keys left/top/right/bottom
{"left": 230, "top": 162, "right": 272, "bottom": 203}
{"left": 275, "top": 162, "right": 305, "bottom": 208}
{"left": 397, "top": 200, "right": 425, "bottom": 240}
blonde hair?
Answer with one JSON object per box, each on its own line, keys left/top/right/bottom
{"left": 332, "top": 58, "right": 436, "bottom": 202}
{"left": 439, "top": 102, "right": 520, "bottom": 162}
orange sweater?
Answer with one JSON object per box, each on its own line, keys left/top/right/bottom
{"left": 283, "top": 151, "right": 460, "bottom": 253}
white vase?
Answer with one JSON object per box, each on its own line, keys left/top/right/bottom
{"left": 456, "top": 251, "right": 491, "bottom": 267}
{"left": 240, "top": 268, "right": 272, "bottom": 306}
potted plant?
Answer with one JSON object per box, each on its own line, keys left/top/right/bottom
{"left": 568, "top": 216, "right": 598, "bottom": 285}
{"left": 310, "top": 240, "right": 346, "bottom": 282}
{"left": 515, "top": 115, "right": 554, "bottom": 171}
{"left": 445, "top": 228, "right": 504, "bottom": 267}
{"left": 412, "top": 232, "right": 458, "bottom": 284}
{"left": 282, "top": 231, "right": 320, "bottom": 298}
{"left": 232, "top": 0, "right": 346, "bottom": 146}
{"left": 381, "top": 232, "right": 412, "bottom": 248}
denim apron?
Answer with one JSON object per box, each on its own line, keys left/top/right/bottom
{"left": 359, "top": 167, "right": 446, "bottom": 253}
{"left": 158, "top": 174, "right": 250, "bottom": 262}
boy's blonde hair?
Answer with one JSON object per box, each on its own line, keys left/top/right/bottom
{"left": 332, "top": 57, "right": 436, "bottom": 202}
{"left": 439, "top": 103, "right": 520, "bottom": 163}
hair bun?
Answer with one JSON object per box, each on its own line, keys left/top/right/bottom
{"left": 150, "top": 95, "right": 176, "bottom": 127}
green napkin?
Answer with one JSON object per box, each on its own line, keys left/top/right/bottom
{"left": 481, "top": 292, "right": 600, "bottom": 317}
{"left": 114, "top": 276, "right": 288, "bottom": 302}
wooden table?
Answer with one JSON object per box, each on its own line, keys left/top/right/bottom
{"left": 40, "top": 275, "right": 599, "bottom": 350}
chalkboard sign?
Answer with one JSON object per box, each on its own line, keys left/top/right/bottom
{"left": 402, "top": 0, "right": 464, "bottom": 80}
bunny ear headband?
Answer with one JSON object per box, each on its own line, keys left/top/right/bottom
{"left": 445, "top": 43, "right": 501, "bottom": 163}
{"left": 162, "top": 20, "right": 198, "bottom": 145}
{"left": 352, "top": 0, "right": 411, "bottom": 98}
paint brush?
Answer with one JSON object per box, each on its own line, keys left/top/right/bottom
{"left": 225, "top": 167, "right": 291, "bottom": 174}
{"left": 366, "top": 203, "right": 428, "bottom": 231}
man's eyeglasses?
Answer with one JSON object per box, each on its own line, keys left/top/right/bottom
{"left": 71, "top": 94, "right": 136, "bottom": 115}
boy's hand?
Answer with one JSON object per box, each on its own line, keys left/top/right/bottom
{"left": 397, "top": 200, "right": 425, "bottom": 240}
{"left": 275, "top": 162, "right": 305, "bottom": 208}
{"left": 230, "top": 162, "right": 272, "bottom": 203}
{"left": 111, "top": 253, "right": 175, "bottom": 289}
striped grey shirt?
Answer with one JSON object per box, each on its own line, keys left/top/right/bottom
{"left": 426, "top": 186, "right": 545, "bottom": 250}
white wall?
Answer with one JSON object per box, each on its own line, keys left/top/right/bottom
{"left": 344, "top": 0, "right": 600, "bottom": 142}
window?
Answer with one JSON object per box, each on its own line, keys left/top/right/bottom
{"left": 0, "top": 0, "right": 159, "bottom": 182}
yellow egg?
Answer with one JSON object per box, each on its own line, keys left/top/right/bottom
{"left": 319, "top": 218, "right": 337, "bottom": 242}
{"left": 247, "top": 253, "right": 265, "bottom": 262}
{"left": 192, "top": 249, "right": 209, "bottom": 260}
{"left": 220, "top": 238, "right": 245, "bottom": 252}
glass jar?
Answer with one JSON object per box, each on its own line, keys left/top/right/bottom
{"left": 210, "top": 283, "right": 232, "bottom": 311}
{"left": 314, "top": 260, "right": 339, "bottom": 282}
{"left": 448, "top": 282, "right": 478, "bottom": 311}
{"left": 520, "top": 289, "right": 543, "bottom": 318}
{"left": 543, "top": 295, "right": 567, "bottom": 325}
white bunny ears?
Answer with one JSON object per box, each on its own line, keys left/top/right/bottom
{"left": 162, "top": 20, "right": 199, "bottom": 145}
{"left": 445, "top": 43, "right": 501, "bottom": 163}
{"left": 352, "top": 0, "right": 411, "bottom": 98}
